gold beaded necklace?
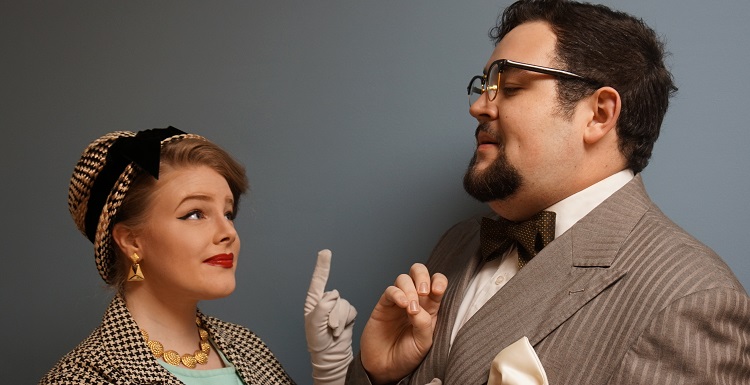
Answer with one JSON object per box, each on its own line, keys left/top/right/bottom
{"left": 140, "top": 317, "right": 211, "bottom": 369}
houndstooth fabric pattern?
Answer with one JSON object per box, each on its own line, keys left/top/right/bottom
{"left": 68, "top": 131, "right": 134, "bottom": 239}
{"left": 39, "top": 295, "right": 296, "bottom": 385}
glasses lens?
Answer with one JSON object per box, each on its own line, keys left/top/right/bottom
{"left": 487, "top": 62, "right": 500, "bottom": 101}
{"left": 468, "top": 76, "right": 484, "bottom": 106}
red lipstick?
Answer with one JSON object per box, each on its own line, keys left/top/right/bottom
{"left": 204, "top": 253, "right": 234, "bottom": 268}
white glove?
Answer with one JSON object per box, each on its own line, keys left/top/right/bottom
{"left": 304, "top": 249, "right": 357, "bottom": 385}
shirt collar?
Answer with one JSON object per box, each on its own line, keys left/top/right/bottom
{"left": 546, "top": 169, "right": 635, "bottom": 237}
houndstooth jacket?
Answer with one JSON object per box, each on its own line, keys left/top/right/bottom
{"left": 39, "top": 295, "right": 296, "bottom": 385}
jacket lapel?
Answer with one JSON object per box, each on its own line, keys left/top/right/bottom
{"left": 101, "top": 295, "right": 180, "bottom": 384}
{"left": 100, "top": 295, "right": 288, "bottom": 385}
{"left": 430, "top": 244, "right": 483, "bottom": 380}
{"left": 408, "top": 217, "right": 484, "bottom": 384}
{"left": 202, "top": 314, "right": 256, "bottom": 384}
{"left": 441, "top": 176, "right": 651, "bottom": 384}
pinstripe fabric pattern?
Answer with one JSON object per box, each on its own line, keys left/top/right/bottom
{"left": 346, "top": 175, "right": 750, "bottom": 384}
{"left": 40, "top": 295, "right": 296, "bottom": 385}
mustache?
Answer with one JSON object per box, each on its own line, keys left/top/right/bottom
{"left": 474, "top": 122, "right": 492, "bottom": 139}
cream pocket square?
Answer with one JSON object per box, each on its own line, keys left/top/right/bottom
{"left": 487, "top": 336, "right": 549, "bottom": 385}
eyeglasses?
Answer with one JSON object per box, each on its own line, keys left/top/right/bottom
{"left": 467, "top": 59, "right": 600, "bottom": 106}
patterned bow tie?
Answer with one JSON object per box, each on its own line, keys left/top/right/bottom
{"left": 480, "top": 211, "right": 556, "bottom": 268}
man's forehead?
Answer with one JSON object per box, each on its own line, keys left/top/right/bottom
{"left": 485, "top": 21, "right": 557, "bottom": 70}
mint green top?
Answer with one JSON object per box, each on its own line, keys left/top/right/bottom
{"left": 158, "top": 346, "right": 244, "bottom": 385}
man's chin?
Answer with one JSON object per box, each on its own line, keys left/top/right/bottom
{"left": 462, "top": 164, "right": 522, "bottom": 203}
{"left": 466, "top": 153, "right": 493, "bottom": 173}
{"left": 470, "top": 162, "right": 492, "bottom": 174}
{"left": 471, "top": 153, "right": 497, "bottom": 169}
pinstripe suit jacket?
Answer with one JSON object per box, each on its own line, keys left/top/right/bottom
{"left": 40, "top": 295, "right": 295, "bottom": 385}
{"left": 347, "top": 175, "right": 750, "bottom": 384}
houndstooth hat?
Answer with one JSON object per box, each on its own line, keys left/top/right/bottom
{"left": 68, "top": 127, "right": 205, "bottom": 283}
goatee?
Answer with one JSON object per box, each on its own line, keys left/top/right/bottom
{"left": 463, "top": 125, "right": 522, "bottom": 202}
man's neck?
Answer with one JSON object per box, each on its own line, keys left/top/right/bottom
{"left": 488, "top": 168, "right": 633, "bottom": 222}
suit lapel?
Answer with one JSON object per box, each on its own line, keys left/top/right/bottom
{"left": 442, "top": 175, "right": 651, "bottom": 384}
{"left": 430, "top": 245, "right": 482, "bottom": 379}
{"left": 408, "top": 217, "right": 484, "bottom": 384}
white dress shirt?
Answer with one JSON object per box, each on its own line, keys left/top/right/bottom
{"left": 450, "top": 170, "right": 635, "bottom": 346}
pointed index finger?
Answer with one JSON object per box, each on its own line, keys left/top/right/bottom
{"left": 307, "top": 249, "right": 332, "bottom": 301}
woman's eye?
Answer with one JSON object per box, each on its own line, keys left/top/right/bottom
{"left": 225, "top": 211, "right": 236, "bottom": 221}
{"left": 179, "top": 210, "right": 205, "bottom": 220}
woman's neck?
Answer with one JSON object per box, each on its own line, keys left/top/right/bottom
{"left": 123, "top": 284, "right": 201, "bottom": 352}
{"left": 122, "top": 284, "right": 226, "bottom": 370}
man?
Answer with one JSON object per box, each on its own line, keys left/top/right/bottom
{"left": 346, "top": 0, "right": 750, "bottom": 384}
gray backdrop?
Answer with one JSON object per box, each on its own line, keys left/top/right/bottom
{"left": 2, "top": 1, "right": 748, "bottom": 383}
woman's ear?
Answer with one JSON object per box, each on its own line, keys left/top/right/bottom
{"left": 112, "top": 223, "right": 139, "bottom": 258}
{"left": 584, "top": 86, "right": 621, "bottom": 145}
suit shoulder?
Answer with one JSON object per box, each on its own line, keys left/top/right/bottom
{"left": 623, "top": 207, "right": 745, "bottom": 293}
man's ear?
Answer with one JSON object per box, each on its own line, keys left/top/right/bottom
{"left": 112, "top": 223, "right": 139, "bottom": 258}
{"left": 583, "top": 86, "right": 621, "bottom": 145}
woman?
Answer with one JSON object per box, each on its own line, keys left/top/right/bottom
{"left": 40, "top": 127, "right": 355, "bottom": 385}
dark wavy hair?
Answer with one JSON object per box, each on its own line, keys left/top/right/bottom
{"left": 491, "top": 0, "right": 677, "bottom": 173}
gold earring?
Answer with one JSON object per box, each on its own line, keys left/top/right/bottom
{"left": 127, "top": 252, "right": 145, "bottom": 281}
